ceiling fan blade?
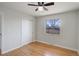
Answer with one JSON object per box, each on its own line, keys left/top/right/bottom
{"left": 35, "top": 8, "right": 38, "bottom": 11}
{"left": 28, "top": 4, "right": 38, "bottom": 6}
{"left": 44, "top": 2, "right": 54, "bottom": 6}
{"left": 43, "top": 7, "right": 48, "bottom": 11}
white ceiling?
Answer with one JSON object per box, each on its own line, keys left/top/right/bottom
{"left": 0, "top": 2, "right": 79, "bottom": 17}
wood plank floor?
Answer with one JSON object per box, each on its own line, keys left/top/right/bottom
{"left": 1, "top": 41, "right": 78, "bottom": 56}
{"left": 0, "top": 49, "right": 1, "bottom": 55}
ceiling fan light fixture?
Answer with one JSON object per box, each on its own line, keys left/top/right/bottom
{"left": 38, "top": 7, "right": 44, "bottom": 11}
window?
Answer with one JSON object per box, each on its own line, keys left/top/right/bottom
{"left": 46, "top": 18, "right": 61, "bottom": 34}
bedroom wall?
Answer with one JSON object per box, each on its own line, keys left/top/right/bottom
{"left": 77, "top": 11, "right": 79, "bottom": 51}
{"left": 0, "top": 14, "right": 1, "bottom": 49}
{"left": 0, "top": 6, "right": 36, "bottom": 54}
{"left": 36, "top": 11, "right": 78, "bottom": 51}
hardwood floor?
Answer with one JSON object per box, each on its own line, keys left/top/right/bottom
{"left": 1, "top": 41, "right": 78, "bottom": 56}
{"left": 0, "top": 49, "right": 1, "bottom": 55}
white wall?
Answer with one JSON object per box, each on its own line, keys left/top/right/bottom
{"left": 36, "top": 11, "right": 78, "bottom": 51}
{"left": 0, "top": 15, "right": 1, "bottom": 49}
{"left": 77, "top": 11, "right": 79, "bottom": 51}
{"left": 0, "top": 6, "right": 36, "bottom": 54}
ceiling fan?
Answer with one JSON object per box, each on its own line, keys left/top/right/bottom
{"left": 28, "top": 2, "right": 54, "bottom": 11}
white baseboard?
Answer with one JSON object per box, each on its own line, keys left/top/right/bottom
{"left": 36, "top": 40, "right": 78, "bottom": 52}
{"left": 1, "top": 41, "right": 32, "bottom": 54}
{"left": 20, "top": 40, "right": 32, "bottom": 47}
{"left": 2, "top": 45, "right": 22, "bottom": 54}
{"left": 1, "top": 40, "right": 78, "bottom": 54}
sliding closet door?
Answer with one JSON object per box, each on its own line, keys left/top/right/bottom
{"left": 22, "top": 19, "right": 32, "bottom": 45}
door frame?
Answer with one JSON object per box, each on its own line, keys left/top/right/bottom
{"left": 21, "top": 18, "right": 33, "bottom": 46}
